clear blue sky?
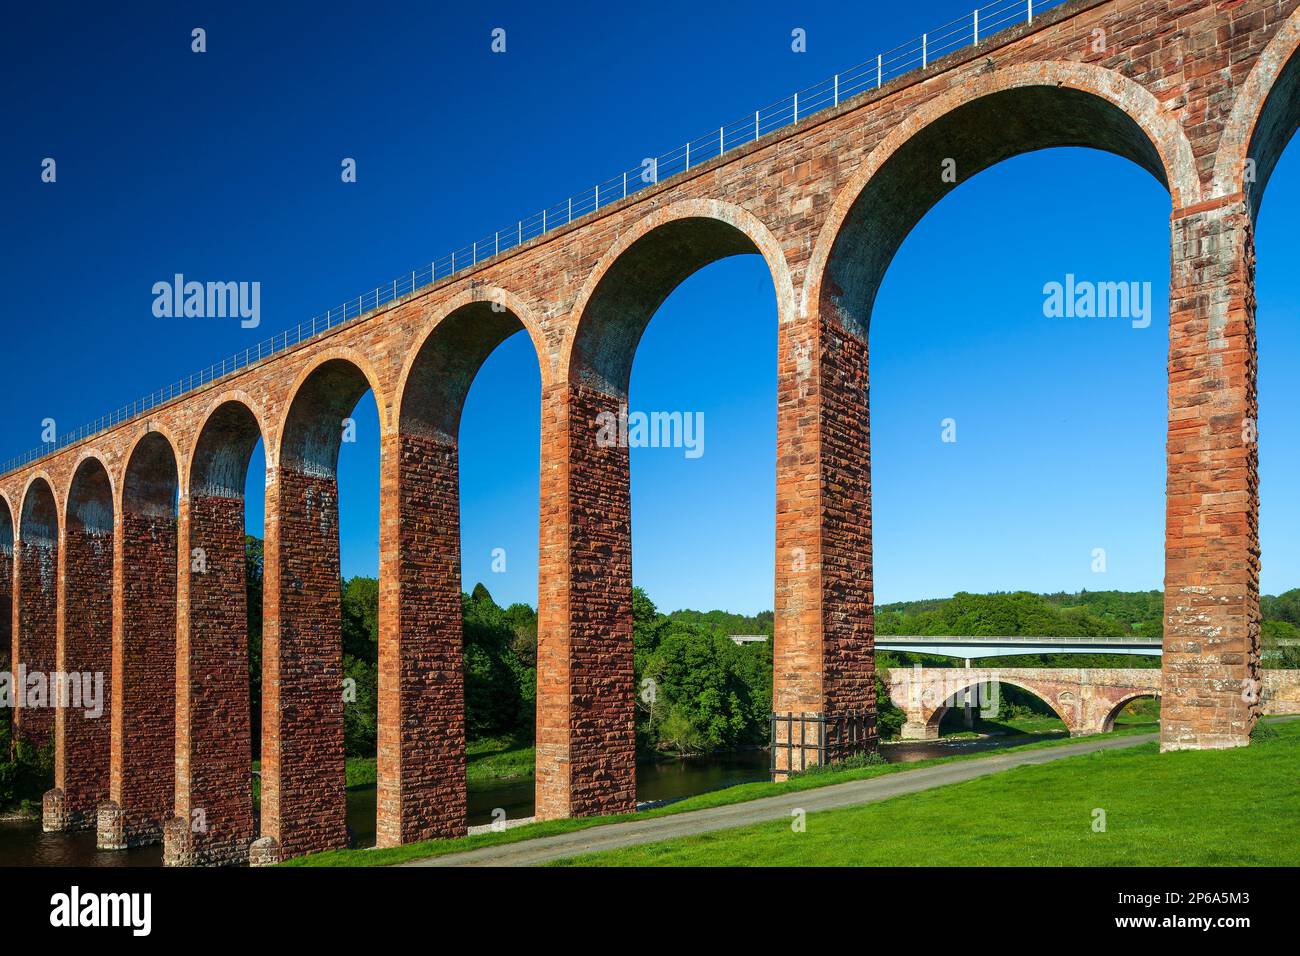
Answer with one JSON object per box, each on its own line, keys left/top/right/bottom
{"left": 5, "top": 1, "right": 1299, "bottom": 615}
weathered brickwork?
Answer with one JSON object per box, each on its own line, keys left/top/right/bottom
{"left": 14, "top": 479, "right": 59, "bottom": 750}
{"left": 50, "top": 521, "right": 113, "bottom": 830}
{"left": 0, "top": 0, "right": 1296, "bottom": 861}
{"left": 260, "top": 466, "right": 348, "bottom": 859}
{"left": 108, "top": 511, "right": 176, "bottom": 845}
{"left": 536, "top": 381, "right": 637, "bottom": 819}
{"left": 375, "top": 433, "right": 467, "bottom": 846}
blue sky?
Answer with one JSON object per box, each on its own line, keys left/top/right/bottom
{"left": 4, "top": 1, "right": 1299, "bottom": 614}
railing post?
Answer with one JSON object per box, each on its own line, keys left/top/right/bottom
{"left": 519, "top": 220, "right": 523, "bottom": 244}
{"left": 793, "top": 92, "right": 799, "bottom": 123}
{"left": 974, "top": 8, "right": 980, "bottom": 43}
{"left": 543, "top": 208, "right": 547, "bottom": 232}
{"left": 833, "top": 73, "right": 839, "bottom": 106}
{"left": 1028, "top": 0, "right": 1033, "bottom": 22}
{"left": 922, "top": 33, "right": 927, "bottom": 68}
{"left": 685, "top": 140, "right": 690, "bottom": 170}
{"left": 623, "top": 171, "right": 627, "bottom": 199}
{"left": 719, "top": 126, "right": 724, "bottom": 156}
{"left": 495, "top": 231, "right": 499, "bottom": 255}
{"left": 877, "top": 53, "right": 883, "bottom": 87}
{"left": 567, "top": 197, "right": 572, "bottom": 224}
{"left": 594, "top": 184, "right": 599, "bottom": 209}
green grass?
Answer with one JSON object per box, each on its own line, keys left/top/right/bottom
{"left": 466, "top": 738, "right": 534, "bottom": 783}
{"left": 282, "top": 724, "right": 1157, "bottom": 867}
{"left": 548, "top": 721, "right": 1300, "bottom": 867}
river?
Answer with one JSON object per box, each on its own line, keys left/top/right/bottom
{"left": 0, "top": 732, "right": 1059, "bottom": 866}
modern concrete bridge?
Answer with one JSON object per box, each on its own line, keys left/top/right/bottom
{"left": 876, "top": 635, "right": 1163, "bottom": 660}
{"left": 3, "top": 0, "right": 1299, "bottom": 864}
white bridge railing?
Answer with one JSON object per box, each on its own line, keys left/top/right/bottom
{"left": 2, "top": 0, "right": 1067, "bottom": 477}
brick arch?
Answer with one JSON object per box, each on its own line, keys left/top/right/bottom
{"left": 1211, "top": 5, "right": 1300, "bottom": 216}
{"left": 923, "top": 676, "right": 1079, "bottom": 735}
{"left": 276, "top": 349, "right": 388, "bottom": 475}
{"left": 395, "top": 286, "right": 549, "bottom": 441}
{"left": 168, "top": 393, "right": 265, "bottom": 867}
{"left": 1102, "top": 691, "right": 1160, "bottom": 734}
{"left": 65, "top": 451, "right": 116, "bottom": 533}
{"left": 122, "top": 431, "right": 179, "bottom": 517}
{"left": 54, "top": 452, "right": 115, "bottom": 831}
{"left": 562, "top": 197, "right": 796, "bottom": 396}
{"left": 19, "top": 473, "right": 60, "bottom": 545}
{"left": 188, "top": 392, "right": 269, "bottom": 499}
{"left": 13, "top": 473, "right": 59, "bottom": 748}
{"left": 805, "top": 60, "right": 1199, "bottom": 334}
{"left": 0, "top": 491, "right": 12, "bottom": 554}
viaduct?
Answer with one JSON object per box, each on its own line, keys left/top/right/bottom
{"left": 2, "top": 0, "right": 1298, "bottom": 864}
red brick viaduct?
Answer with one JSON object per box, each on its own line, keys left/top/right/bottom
{"left": 2, "top": 0, "right": 1297, "bottom": 864}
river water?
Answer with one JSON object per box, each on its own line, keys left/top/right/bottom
{"left": 0, "top": 733, "right": 1057, "bottom": 866}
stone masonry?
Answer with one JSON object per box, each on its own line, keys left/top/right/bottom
{"left": 3, "top": 0, "right": 1299, "bottom": 862}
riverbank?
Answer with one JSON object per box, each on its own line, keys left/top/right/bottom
{"left": 550, "top": 720, "right": 1300, "bottom": 866}
{"left": 284, "top": 723, "right": 1161, "bottom": 866}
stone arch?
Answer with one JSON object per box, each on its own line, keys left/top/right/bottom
{"left": 168, "top": 394, "right": 266, "bottom": 866}
{"left": 0, "top": 492, "right": 11, "bottom": 695}
{"left": 277, "top": 350, "right": 388, "bottom": 476}
{"left": 54, "top": 453, "right": 115, "bottom": 830}
{"left": 19, "top": 473, "right": 60, "bottom": 546}
{"left": 108, "top": 429, "right": 180, "bottom": 849}
{"left": 189, "top": 393, "right": 270, "bottom": 499}
{"left": 925, "top": 677, "right": 1077, "bottom": 735}
{"left": 65, "top": 451, "right": 116, "bottom": 532}
{"left": 396, "top": 287, "right": 550, "bottom": 441}
{"left": 0, "top": 490, "right": 13, "bottom": 549}
{"left": 1102, "top": 691, "right": 1160, "bottom": 734}
{"left": 377, "top": 287, "right": 550, "bottom": 848}
{"left": 563, "top": 197, "right": 796, "bottom": 396}
{"left": 14, "top": 474, "right": 59, "bottom": 748}
{"left": 123, "top": 431, "right": 179, "bottom": 518}
{"left": 1211, "top": 6, "right": 1300, "bottom": 216}
{"left": 806, "top": 60, "right": 1198, "bottom": 335}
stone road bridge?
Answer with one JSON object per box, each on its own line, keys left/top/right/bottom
{"left": 3, "top": 0, "right": 1300, "bottom": 864}
{"left": 888, "top": 668, "right": 1300, "bottom": 739}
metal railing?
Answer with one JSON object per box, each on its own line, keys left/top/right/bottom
{"left": 1, "top": 0, "right": 1067, "bottom": 477}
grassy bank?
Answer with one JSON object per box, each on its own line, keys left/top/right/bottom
{"left": 550, "top": 722, "right": 1300, "bottom": 867}
{"left": 282, "top": 723, "right": 1159, "bottom": 867}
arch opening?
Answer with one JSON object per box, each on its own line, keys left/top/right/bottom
{"left": 927, "top": 679, "right": 1073, "bottom": 737}
{"left": 0, "top": 496, "right": 12, "bottom": 730}
{"left": 168, "top": 400, "right": 265, "bottom": 866}
{"left": 111, "top": 434, "right": 178, "bottom": 848}
{"left": 571, "top": 216, "right": 765, "bottom": 398}
{"left": 822, "top": 84, "right": 1172, "bottom": 336}
{"left": 544, "top": 208, "right": 784, "bottom": 813}
{"left": 380, "top": 300, "right": 543, "bottom": 844}
{"left": 54, "top": 457, "right": 115, "bottom": 829}
{"left": 268, "top": 356, "right": 379, "bottom": 859}
{"left": 1103, "top": 693, "right": 1160, "bottom": 734}
{"left": 14, "top": 478, "right": 59, "bottom": 750}
{"left": 1243, "top": 40, "right": 1300, "bottom": 218}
